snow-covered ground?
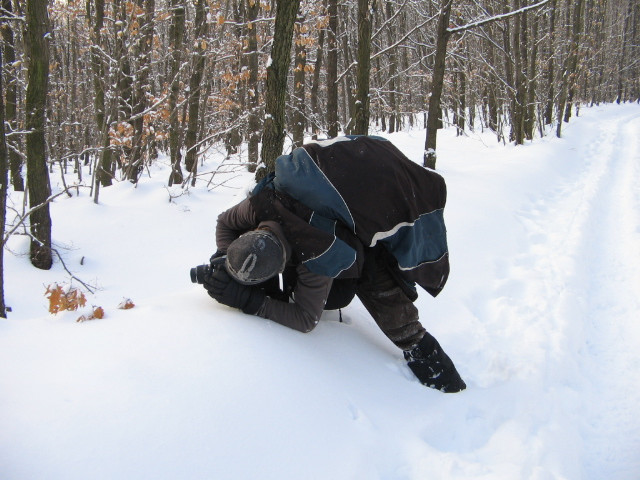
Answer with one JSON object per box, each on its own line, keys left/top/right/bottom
{"left": 1, "top": 104, "right": 639, "bottom": 480}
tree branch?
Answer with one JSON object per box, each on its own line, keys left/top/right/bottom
{"left": 372, "top": 12, "right": 439, "bottom": 60}
{"left": 50, "top": 247, "right": 97, "bottom": 294}
{"left": 2, "top": 188, "right": 83, "bottom": 245}
{"left": 447, "top": 0, "right": 550, "bottom": 35}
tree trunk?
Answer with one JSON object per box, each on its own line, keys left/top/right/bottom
{"left": 633, "top": 1, "right": 640, "bottom": 102}
{"left": 184, "top": 0, "right": 208, "bottom": 186}
{"left": 258, "top": 0, "right": 301, "bottom": 179}
{"left": 341, "top": 31, "right": 355, "bottom": 132}
{"left": 326, "top": 0, "right": 339, "bottom": 138}
{"left": 423, "top": 0, "right": 452, "bottom": 169}
{"left": 26, "top": 0, "right": 53, "bottom": 270}
{"left": 246, "top": 0, "right": 261, "bottom": 170}
{"left": 168, "top": 0, "right": 185, "bottom": 186}
{"left": 224, "top": 0, "right": 244, "bottom": 158}
{"left": 587, "top": 0, "right": 606, "bottom": 106}
{"left": 557, "top": 0, "right": 584, "bottom": 137}
{"left": 90, "top": 0, "right": 114, "bottom": 196}
{"left": 310, "top": 13, "right": 325, "bottom": 139}
{"left": 127, "top": 0, "right": 156, "bottom": 183}
{"left": 292, "top": 14, "right": 307, "bottom": 148}
{"left": 511, "top": 0, "right": 527, "bottom": 145}
{"left": 525, "top": 11, "right": 539, "bottom": 140}
{"left": 116, "top": 0, "right": 132, "bottom": 129}
{"left": 1, "top": 0, "right": 23, "bottom": 192}
{"left": 543, "top": 0, "right": 556, "bottom": 125}
{"left": 616, "top": 0, "right": 634, "bottom": 103}
{"left": 485, "top": 26, "right": 499, "bottom": 132}
{"left": 0, "top": 45, "right": 8, "bottom": 317}
{"left": 465, "top": 42, "right": 475, "bottom": 132}
{"left": 384, "top": 2, "right": 397, "bottom": 134}
{"left": 456, "top": 65, "right": 465, "bottom": 135}
{"left": 353, "top": 0, "right": 373, "bottom": 135}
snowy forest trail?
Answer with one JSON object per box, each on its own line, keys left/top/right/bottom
{"left": 503, "top": 107, "right": 640, "bottom": 478}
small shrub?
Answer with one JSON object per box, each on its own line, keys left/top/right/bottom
{"left": 118, "top": 298, "right": 135, "bottom": 310}
{"left": 77, "top": 306, "right": 105, "bottom": 323}
{"left": 46, "top": 284, "right": 87, "bottom": 314}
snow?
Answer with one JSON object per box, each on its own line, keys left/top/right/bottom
{"left": 2, "top": 104, "right": 640, "bottom": 479}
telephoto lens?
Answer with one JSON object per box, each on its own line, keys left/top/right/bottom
{"left": 190, "top": 264, "right": 211, "bottom": 284}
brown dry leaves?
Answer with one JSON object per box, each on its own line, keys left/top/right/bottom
{"left": 45, "top": 284, "right": 135, "bottom": 323}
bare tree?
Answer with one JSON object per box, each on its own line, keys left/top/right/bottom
{"left": 184, "top": 0, "right": 208, "bottom": 186}
{"left": 616, "top": 0, "right": 637, "bottom": 103}
{"left": 0, "top": 45, "right": 8, "bottom": 317}
{"left": 543, "top": 0, "right": 557, "bottom": 125}
{"left": 326, "top": 0, "right": 339, "bottom": 137}
{"left": 1, "top": 0, "right": 23, "bottom": 192}
{"left": 353, "top": 0, "right": 374, "bottom": 135}
{"left": 292, "top": 12, "right": 308, "bottom": 147}
{"left": 258, "top": 0, "right": 301, "bottom": 178}
{"left": 424, "top": 0, "right": 550, "bottom": 168}
{"left": 423, "top": 0, "right": 452, "bottom": 169}
{"left": 246, "top": 0, "right": 262, "bottom": 170}
{"left": 127, "top": 0, "right": 156, "bottom": 183}
{"left": 88, "top": 0, "right": 114, "bottom": 203}
{"left": 556, "top": 0, "right": 584, "bottom": 137}
{"left": 309, "top": 7, "right": 326, "bottom": 139}
{"left": 168, "top": 0, "right": 185, "bottom": 186}
{"left": 26, "top": 0, "right": 53, "bottom": 270}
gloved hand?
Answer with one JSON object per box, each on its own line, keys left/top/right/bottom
{"left": 203, "top": 267, "right": 265, "bottom": 315}
{"left": 210, "top": 250, "right": 226, "bottom": 264}
{"left": 209, "top": 251, "right": 227, "bottom": 272}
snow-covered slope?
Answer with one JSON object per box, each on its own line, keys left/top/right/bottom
{"left": 1, "top": 104, "right": 639, "bottom": 479}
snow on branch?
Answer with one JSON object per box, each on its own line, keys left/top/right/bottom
{"left": 372, "top": 12, "right": 439, "bottom": 60}
{"left": 447, "top": 0, "right": 550, "bottom": 35}
{"left": 371, "top": 0, "right": 408, "bottom": 41}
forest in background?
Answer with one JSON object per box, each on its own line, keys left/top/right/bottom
{"left": 3, "top": 0, "right": 640, "bottom": 180}
{"left": 0, "top": 0, "right": 639, "bottom": 315}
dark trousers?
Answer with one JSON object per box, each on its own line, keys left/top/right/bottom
{"left": 356, "top": 248, "right": 426, "bottom": 351}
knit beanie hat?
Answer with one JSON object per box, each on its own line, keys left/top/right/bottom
{"left": 226, "top": 229, "right": 286, "bottom": 285}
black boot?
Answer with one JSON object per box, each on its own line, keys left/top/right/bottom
{"left": 403, "top": 333, "right": 466, "bottom": 393}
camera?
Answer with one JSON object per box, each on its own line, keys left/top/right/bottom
{"left": 190, "top": 255, "right": 227, "bottom": 284}
{"left": 190, "top": 264, "right": 211, "bottom": 284}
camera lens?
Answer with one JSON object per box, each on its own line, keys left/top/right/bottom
{"left": 190, "top": 264, "right": 211, "bottom": 284}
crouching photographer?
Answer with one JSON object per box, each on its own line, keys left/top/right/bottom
{"left": 191, "top": 136, "right": 466, "bottom": 393}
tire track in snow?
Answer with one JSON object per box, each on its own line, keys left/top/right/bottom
{"left": 478, "top": 107, "right": 640, "bottom": 478}
{"left": 514, "top": 107, "right": 640, "bottom": 478}
{"left": 575, "top": 110, "right": 640, "bottom": 478}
